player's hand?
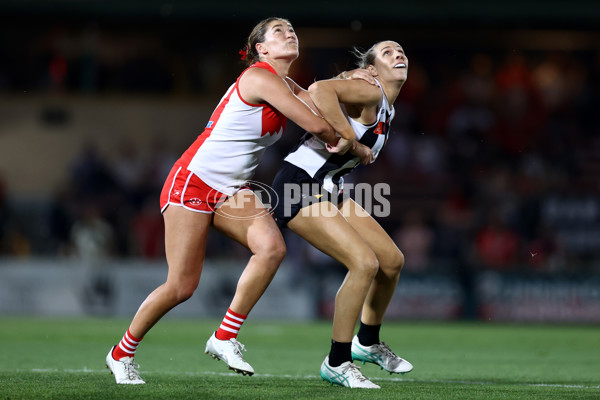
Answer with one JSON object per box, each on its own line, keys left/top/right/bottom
{"left": 340, "top": 68, "right": 377, "bottom": 85}
{"left": 326, "top": 137, "right": 354, "bottom": 155}
{"left": 351, "top": 142, "right": 374, "bottom": 165}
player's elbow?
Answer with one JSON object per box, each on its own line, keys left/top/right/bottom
{"left": 306, "top": 82, "right": 335, "bottom": 140}
{"left": 308, "top": 81, "right": 325, "bottom": 98}
{"left": 305, "top": 118, "right": 334, "bottom": 142}
{"left": 307, "top": 118, "right": 331, "bottom": 135}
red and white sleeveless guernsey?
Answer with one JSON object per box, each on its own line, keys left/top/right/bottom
{"left": 176, "top": 62, "right": 287, "bottom": 196}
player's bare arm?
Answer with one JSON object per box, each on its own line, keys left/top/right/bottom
{"left": 239, "top": 68, "right": 337, "bottom": 145}
{"left": 308, "top": 79, "right": 380, "bottom": 158}
{"left": 285, "top": 76, "right": 318, "bottom": 111}
{"left": 289, "top": 74, "right": 377, "bottom": 157}
{"left": 309, "top": 79, "right": 381, "bottom": 138}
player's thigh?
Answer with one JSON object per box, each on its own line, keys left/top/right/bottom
{"left": 288, "top": 201, "right": 374, "bottom": 268}
{"left": 162, "top": 205, "right": 212, "bottom": 283}
{"left": 338, "top": 198, "right": 403, "bottom": 270}
{"left": 213, "top": 190, "right": 284, "bottom": 252}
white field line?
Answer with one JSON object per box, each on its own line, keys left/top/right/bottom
{"left": 25, "top": 368, "right": 600, "bottom": 390}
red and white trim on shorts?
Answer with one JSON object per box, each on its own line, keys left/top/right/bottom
{"left": 159, "top": 164, "right": 230, "bottom": 214}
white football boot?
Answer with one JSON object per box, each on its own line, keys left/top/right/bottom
{"left": 319, "top": 356, "right": 380, "bottom": 389}
{"left": 351, "top": 336, "right": 413, "bottom": 374}
{"left": 105, "top": 346, "right": 145, "bottom": 384}
{"left": 205, "top": 332, "right": 254, "bottom": 376}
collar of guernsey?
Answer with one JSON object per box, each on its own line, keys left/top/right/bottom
{"left": 249, "top": 61, "right": 277, "bottom": 75}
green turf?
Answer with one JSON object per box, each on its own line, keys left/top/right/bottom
{"left": 0, "top": 318, "right": 598, "bottom": 399}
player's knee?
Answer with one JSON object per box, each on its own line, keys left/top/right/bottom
{"left": 256, "top": 236, "right": 287, "bottom": 264}
{"left": 165, "top": 282, "right": 198, "bottom": 304}
{"left": 354, "top": 250, "right": 379, "bottom": 280}
{"left": 380, "top": 249, "right": 404, "bottom": 277}
{"left": 177, "top": 285, "right": 197, "bottom": 303}
{"left": 392, "top": 249, "right": 405, "bottom": 274}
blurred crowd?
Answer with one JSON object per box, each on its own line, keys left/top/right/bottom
{"left": 0, "top": 21, "right": 599, "bottom": 276}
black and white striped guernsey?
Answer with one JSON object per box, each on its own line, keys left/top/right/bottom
{"left": 283, "top": 79, "right": 394, "bottom": 193}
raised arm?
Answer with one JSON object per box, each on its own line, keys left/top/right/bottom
{"left": 238, "top": 67, "right": 338, "bottom": 146}
{"left": 286, "top": 71, "right": 378, "bottom": 153}
{"left": 308, "top": 78, "right": 381, "bottom": 159}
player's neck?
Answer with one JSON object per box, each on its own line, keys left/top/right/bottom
{"left": 264, "top": 58, "right": 293, "bottom": 78}
{"left": 380, "top": 80, "right": 403, "bottom": 105}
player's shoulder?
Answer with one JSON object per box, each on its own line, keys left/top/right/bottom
{"left": 360, "top": 79, "right": 385, "bottom": 105}
{"left": 342, "top": 79, "right": 383, "bottom": 107}
{"left": 242, "top": 65, "right": 282, "bottom": 85}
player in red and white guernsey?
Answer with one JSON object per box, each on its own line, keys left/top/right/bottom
{"left": 105, "top": 17, "right": 349, "bottom": 385}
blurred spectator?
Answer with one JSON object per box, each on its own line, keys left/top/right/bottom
{"left": 111, "top": 140, "right": 144, "bottom": 191}
{"left": 47, "top": 186, "right": 74, "bottom": 256}
{"left": 0, "top": 175, "right": 6, "bottom": 253}
{"left": 129, "top": 198, "right": 165, "bottom": 259}
{"left": 70, "top": 203, "right": 115, "bottom": 261}
{"left": 412, "top": 135, "right": 446, "bottom": 179}
{"left": 526, "top": 223, "right": 565, "bottom": 273}
{"left": 433, "top": 182, "right": 474, "bottom": 263}
{"left": 70, "top": 202, "right": 116, "bottom": 314}
{"left": 446, "top": 54, "right": 496, "bottom": 168}
{"left": 69, "top": 141, "right": 117, "bottom": 201}
{"left": 394, "top": 209, "right": 434, "bottom": 271}
{"left": 0, "top": 176, "right": 32, "bottom": 257}
{"left": 110, "top": 139, "right": 145, "bottom": 204}
{"left": 478, "top": 164, "right": 519, "bottom": 225}
{"left": 4, "top": 224, "right": 31, "bottom": 257}
{"left": 475, "top": 209, "right": 520, "bottom": 270}
{"left": 139, "top": 136, "right": 177, "bottom": 198}
{"left": 433, "top": 187, "right": 477, "bottom": 318}
{"left": 491, "top": 53, "right": 546, "bottom": 155}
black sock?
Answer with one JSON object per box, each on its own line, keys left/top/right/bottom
{"left": 328, "top": 340, "right": 352, "bottom": 367}
{"left": 357, "top": 322, "right": 381, "bottom": 346}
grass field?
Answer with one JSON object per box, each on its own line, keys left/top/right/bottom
{"left": 0, "top": 318, "right": 598, "bottom": 399}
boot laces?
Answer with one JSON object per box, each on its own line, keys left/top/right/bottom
{"left": 229, "top": 338, "right": 247, "bottom": 357}
{"left": 122, "top": 358, "right": 142, "bottom": 380}
{"left": 379, "top": 342, "right": 401, "bottom": 360}
{"left": 343, "top": 362, "right": 369, "bottom": 382}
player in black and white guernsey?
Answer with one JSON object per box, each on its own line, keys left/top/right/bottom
{"left": 283, "top": 79, "right": 391, "bottom": 192}
{"left": 277, "top": 80, "right": 392, "bottom": 205}
{"left": 271, "top": 41, "right": 414, "bottom": 389}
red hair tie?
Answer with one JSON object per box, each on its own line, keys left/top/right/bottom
{"left": 239, "top": 44, "right": 249, "bottom": 60}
